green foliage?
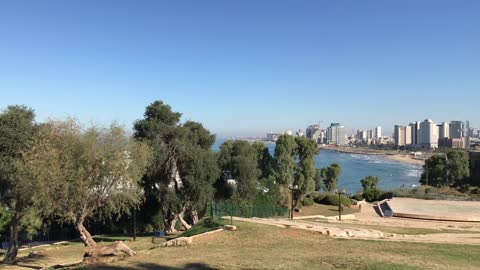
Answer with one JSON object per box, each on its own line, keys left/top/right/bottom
{"left": 421, "top": 150, "right": 471, "bottom": 187}
{"left": 177, "top": 218, "right": 222, "bottom": 238}
{"left": 217, "top": 140, "right": 259, "bottom": 201}
{"left": 318, "top": 193, "right": 352, "bottom": 207}
{"left": 314, "top": 168, "right": 326, "bottom": 191}
{"left": 360, "top": 176, "right": 379, "bottom": 190}
{"left": 308, "top": 191, "right": 327, "bottom": 204}
{"left": 0, "top": 105, "right": 38, "bottom": 260}
{"left": 252, "top": 141, "right": 274, "bottom": 179}
{"left": 351, "top": 193, "right": 364, "bottom": 201}
{"left": 0, "top": 203, "right": 11, "bottom": 235}
{"left": 23, "top": 120, "right": 151, "bottom": 231}
{"left": 421, "top": 155, "right": 447, "bottom": 186}
{"left": 446, "top": 150, "right": 470, "bottom": 186}
{"left": 363, "top": 188, "right": 382, "bottom": 202}
{"left": 273, "top": 135, "right": 297, "bottom": 185}
{"left": 302, "top": 197, "right": 315, "bottom": 207}
{"left": 323, "top": 163, "right": 341, "bottom": 192}
{"left": 134, "top": 100, "right": 219, "bottom": 231}
{"left": 294, "top": 137, "right": 319, "bottom": 198}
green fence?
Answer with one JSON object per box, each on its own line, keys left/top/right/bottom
{"left": 209, "top": 202, "right": 289, "bottom": 223}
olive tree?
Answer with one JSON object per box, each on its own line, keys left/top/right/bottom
{"left": 21, "top": 120, "right": 151, "bottom": 262}
{"left": 0, "top": 105, "right": 37, "bottom": 262}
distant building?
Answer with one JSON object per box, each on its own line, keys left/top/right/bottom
{"left": 439, "top": 138, "right": 465, "bottom": 149}
{"left": 306, "top": 124, "right": 327, "bottom": 144}
{"left": 450, "top": 121, "right": 465, "bottom": 139}
{"left": 327, "top": 123, "right": 346, "bottom": 146}
{"left": 296, "top": 129, "right": 304, "bottom": 137}
{"left": 285, "top": 129, "right": 293, "bottom": 136}
{"left": 409, "top": 122, "right": 419, "bottom": 146}
{"left": 394, "top": 125, "right": 412, "bottom": 147}
{"left": 438, "top": 122, "right": 449, "bottom": 139}
{"left": 266, "top": 133, "right": 281, "bottom": 142}
{"left": 419, "top": 119, "right": 439, "bottom": 149}
{"left": 375, "top": 126, "right": 382, "bottom": 139}
{"left": 306, "top": 125, "right": 320, "bottom": 139}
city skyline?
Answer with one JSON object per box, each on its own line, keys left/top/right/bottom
{"left": 0, "top": 90, "right": 477, "bottom": 138}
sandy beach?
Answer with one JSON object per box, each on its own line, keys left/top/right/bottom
{"left": 320, "top": 146, "right": 425, "bottom": 166}
{"left": 383, "top": 154, "right": 424, "bottom": 166}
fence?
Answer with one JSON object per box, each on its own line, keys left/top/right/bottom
{"left": 209, "top": 202, "right": 289, "bottom": 224}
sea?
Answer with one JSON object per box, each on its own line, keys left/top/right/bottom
{"left": 213, "top": 139, "right": 421, "bottom": 193}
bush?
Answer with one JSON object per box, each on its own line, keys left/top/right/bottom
{"left": 363, "top": 188, "right": 382, "bottom": 202}
{"left": 351, "top": 193, "right": 364, "bottom": 201}
{"left": 302, "top": 197, "right": 315, "bottom": 207}
{"left": 308, "top": 192, "right": 327, "bottom": 204}
{"left": 176, "top": 218, "right": 222, "bottom": 238}
{"left": 319, "top": 193, "right": 352, "bottom": 207}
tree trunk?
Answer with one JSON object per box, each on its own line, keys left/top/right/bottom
{"left": 178, "top": 206, "right": 191, "bottom": 230}
{"left": 164, "top": 214, "right": 179, "bottom": 234}
{"left": 76, "top": 220, "right": 136, "bottom": 264}
{"left": 191, "top": 209, "right": 199, "bottom": 225}
{"left": 76, "top": 222, "right": 97, "bottom": 248}
{"left": 4, "top": 213, "right": 19, "bottom": 262}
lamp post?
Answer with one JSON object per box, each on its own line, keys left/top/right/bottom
{"left": 335, "top": 189, "right": 346, "bottom": 221}
{"left": 288, "top": 184, "right": 299, "bottom": 220}
{"left": 133, "top": 208, "right": 137, "bottom": 241}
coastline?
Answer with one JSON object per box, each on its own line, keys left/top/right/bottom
{"left": 320, "top": 146, "right": 425, "bottom": 167}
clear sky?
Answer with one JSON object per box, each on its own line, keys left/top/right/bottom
{"left": 1, "top": 1, "right": 479, "bottom": 137}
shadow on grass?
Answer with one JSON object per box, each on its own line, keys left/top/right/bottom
{"left": 93, "top": 262, "right": 219, "bottom": 270}
{"left": 2, "top": 253, "right": 48, "bottom": 269}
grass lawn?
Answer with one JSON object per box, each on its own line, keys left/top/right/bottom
{"left": 297, "top": 203, "right": 360, "bottom": 217}
{"left": 3, "top": 221, "right": 479, "bottom": 270}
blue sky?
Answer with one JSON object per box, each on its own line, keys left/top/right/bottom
{"left": 0, "top": 1, "right": 479, "bottom": 137}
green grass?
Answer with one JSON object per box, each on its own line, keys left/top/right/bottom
{"left": 175, "top": 218, "right": 223, "bottom": 238}
{"left": 3, "top": 221, "right": 480, "bottom": 270}
{"left": 358, "top": 263, "right": 424, "bottom": 270}
{"left": 298, "top": 203, "right": 359, "bottom": 217}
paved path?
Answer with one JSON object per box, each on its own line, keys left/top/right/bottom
{"left": 231, "top": 215, "right": 480, "bottom": 245}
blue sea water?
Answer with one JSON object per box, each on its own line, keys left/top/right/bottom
{"left": 213, "top": 139, "right": 421, "bottom": 193}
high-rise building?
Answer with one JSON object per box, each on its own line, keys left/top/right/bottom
{"left": 409, "top": 122, "right": 419, "bottom": 146}
{"left": 438, "top": 122, "right": 449, "bottom": 139}
{"left": 306, "top": 124, "right": 320, "bottom": 139}
{"left": 405, "top": 125, "right": 412, "bottom": 145}
{"left": 306, "top": 124, "right": 327, "bottom": 144}
{"left": 419, "top": 119, "right": 439, "bottom": 149}
{"left": 450, "top": 121, "right": 465, "bottom": 139}
{"left": 375, "top": 126, "right": 382, "bottom": 139}
{"left": 394, "top": 125, "right": 406, "bottom": 147}
{"left": 327, "top": 123, "right": 346, "bottom": 146}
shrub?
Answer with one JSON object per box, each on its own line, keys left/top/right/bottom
{"left": 363, "top": 188, "right": 382, "bottom": 202}
{"left": 351, "top": 193, "right": 364, "bottom": 201}
{"left": 302, "top": 197, "right": 315, "bottom": 207}
{"left": 319, "top": 193, "right": 352, "bottom": 207}
{"left": 177, "top": 218, "right": 222, "bottom": 238}
{"left": 308, "top": 191, "right": 326, "bottom": 204}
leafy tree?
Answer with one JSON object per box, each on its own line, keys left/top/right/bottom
{"left": 323, "top": 163, "right": 341, "bottom": 192}
{"left": 21, "top": 120, "right": 151, "bottom": 262}
{"left": 252, "top": 141, "right": 274, "bottom": 179}
{"left": 273, "top": 135, "right": 297, "bottom": 185}
{"left": 420, "top": 155, "right": 448, "bottom": 187}
{"left": 217, "top": 140, "right": 259, "bottom": 201}
{"left": 447, "top": 150, "right": 470, "bottom": 186}
{"left": 314, "top": 168, "right": 327, "bottom": 191}
{"left": 134, "top": 101, "right": 219, "bottom": 233}
{"left": 293, "top": 137, "right": 319, "bottom": 206}
{"left": 360, "top": 176, "right": 379, "bottom": 190}
{"left": 0, "top": 105, "right": 37, "bottom": 261}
